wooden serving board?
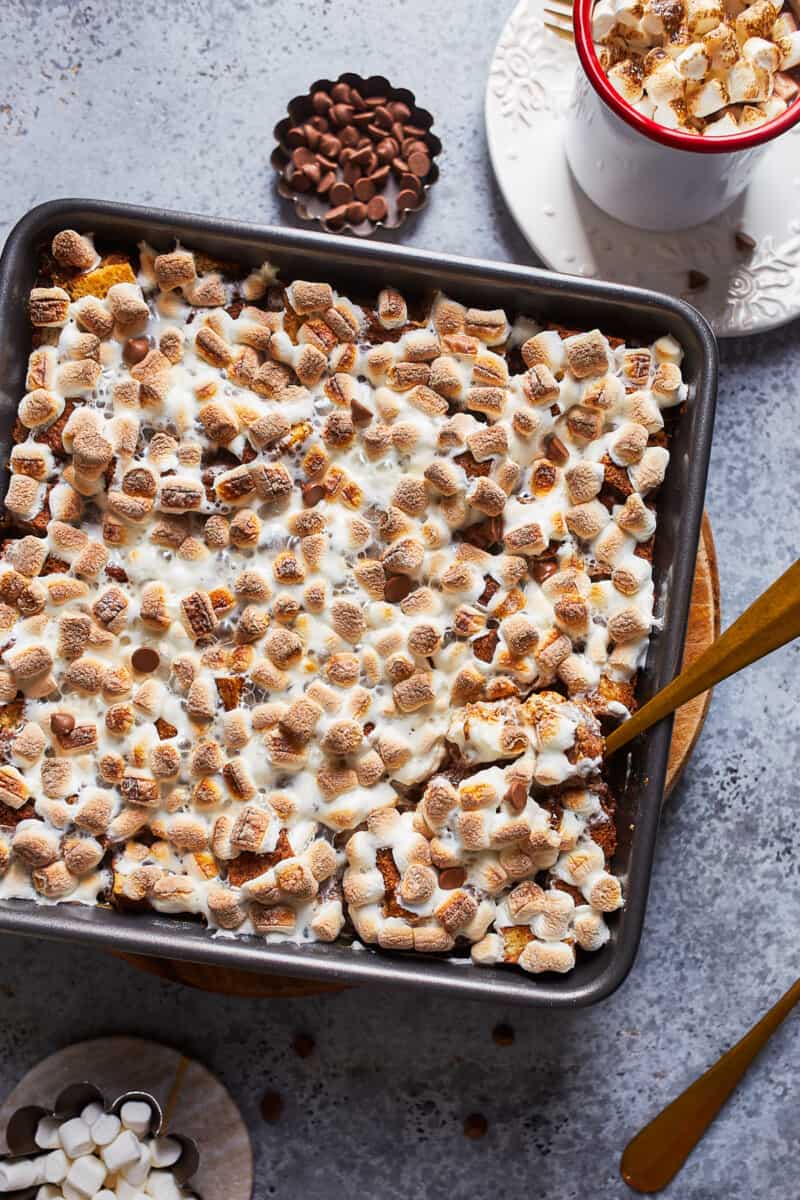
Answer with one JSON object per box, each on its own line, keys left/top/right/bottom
{"left": 120, "top": 514, "right": 720, "bottom": 998}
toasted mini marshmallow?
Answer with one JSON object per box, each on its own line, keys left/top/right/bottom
{"left": 727, "top": 59, "right": 772, "bottom": 101}
{"left": 687, "top": 74, "right": 730, "bottom": 115}
{"left": 736, "top": 103, "right": 768, "bottom": 126}
{"left": 742, "top": 33, "right": 781, "bottom": 68}
{"left": 686, "top": 0, "right": 724, "bottom": 33}
{"left": 643, "top": 50, "right": 686, "bottom": 101}
{"left": 676, "top": 40, "right": 711, "bottom": 76}
{"left": 778, "top": 30, "right": 800, "bottom": 67}
{"left": 593, "top": 0, "right": 618, "bottom": 37}
{"left": 703, "top": 109, "right": 741, "bottom": 132}
{"left": 612, "top": 0, "right": 645, "bottom": 28}
{"left": 736, "top": 0, "right": 780, "bottom": 42}
{"left": 653, "top": 97, "right": 692, "bottom": 127}
{"left": 609, "top": 59, "right": 646, "bottom": 101}
{"left": 760, "top": 93, "right": 789, "bottom": 117}
{"left": 703, "top": 22, "right": 741, "bottom": 66}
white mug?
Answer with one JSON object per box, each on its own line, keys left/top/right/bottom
{"left": 565, "top": 0, "right": 800, "bottom": 232}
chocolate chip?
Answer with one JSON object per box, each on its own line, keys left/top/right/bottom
{"left": 331, "top": 82, "right": 352, "bottom": 104}
{"left": 463, "top": 1114, "right": 488, "bottom": 1140}
{"left": 324, "top": 204, "right": 350, "bottom": 228}
{"left": 543, "top": 434, "right": 569, "bottom": 465}
{"left": 131, "top": 646, "right": 160, "bottom": 674}
{"left": 291, "top": 146, "right": 316, "bottom": 168}
{"left": 303, "top": 124, "right": 321, "bottom": 151}
{"left": 319, "top": 133, "right": 341, "bottom": 158}
{"left": 532, "top": 559, "right": 559, "bottom": 584}
{"left": 399, "top": 172, "right": 421, "bottom": 194}
{"left": 50, "top": 713, "right": 75, "bottom": 736}
{"left": 492, "top": 1023, "right": 515, "bottom": 1047}
{"left": 260, "top": 1090, "right": 283, "bottom": 1122}
{"left": 123, "top": 337, "right": 150, "bottom": 366}
{"left": 292, "top": 1032, "right": 315, "bottom": 1058}
{"left": 330, "top": 103, "right": 354, "bottom": 127}
{"left": 439, "top": 867, "right": 467, "bottom": 890}
{"left": 354, "top": 177, "right": 376, "bottom": 202}
{"left": 505, "top": 779, "right": 528, "bottom": 812}
{"left": 376, "top": 137, "right": 399, "bottom": 164}
{"left": 347, "top": 201, "right": 367, "bottom": 224}
{"left": 302, "top": 161, "right": 321, "bottom": 186}
{"left": 389, "top": 100, "right": 412, "bottom": 122}
{"left": 408, "top": 150, "right": 431, "bottom": 178}
{"left": 384, "top": 574, "right": 413, "bottom": 602}
{"left": 350, "top": 398, "right": 373, "bottom": 426}
{"left": 688, "top": 269, "right": 709, "bottom": 291}
{"left": 735, "top": 231, "right": 757, "bottom": 252}
{"left": 396, "top": 188, "right": 420, "bottom": 212}
{"left": 289, "top": 169, "right": 312, "bottom": 193}
{"left": 302, "top": 483, "right": 326, "bottom": 507}
{"left": 340, "top": 125, "right": 360, "bottom": 148}
{"left": 311, "top": 90, "right": 332, "bottom": 114}
{"left": 366, "top": 196, "right": 388, "bottom": 223}
{"left": 286, "top": 126, "right": 307, "bottom": 148}
{"left": 329, "top": 180, "right": 353, "bottom": 207}
{"left": 318, "top": 170, "right": 336, "bottom": 195}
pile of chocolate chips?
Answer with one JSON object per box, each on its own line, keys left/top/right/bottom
{"left": 276, "top": 77, "right": 438, "bottom": 231}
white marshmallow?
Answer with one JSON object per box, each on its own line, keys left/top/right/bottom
{"left": 101, "top": 1129, "right": 141, "bottom": 1172}
{"left": 80, "top": 1103, "right": 105, "bottom": 1128}
{"left": 653, "top": 99, "right": 690, "bottom": 127}
{"left": 688, "top": 75, "right": 729, "bottom": 115}
{"left": 120, "top": 1100, "right": 153, "bottom": 1137}
{"left": 59, "top": 1117, "right": 94, "bottom": 1158}
{"left": 742, "top": 34, "right": 780, "bottom": 69}
{"left": 149, "top": 1137, "right": 182, "bottom": 1169}
{"left": 66, "top": 1154, "right": 107, "bottom": 1197}
{"left": 592, "top": 0, "right": 618, "bottom": 38}
{"left": 772, "top": 12, "right": 798, "bottom": 39}
{"left": 727, "top": 59, "right": 772, "bottom": 100}
{"left": 116, "top": 1182, "right": 146, "bottom": 1200}
{"left": 145, "top": 1169, "right": 183, "bottom": 1200}
{"left": 676, "top": 41, "right": 711, "bottom": 77}
{"left": 122, "top": 1141, "right": 151, "bottom": 1186}
{"left": 90, "top": 1113, "right": 121, "bottom": 1147}
{"left": 704, "top": 109, "right": 741, "bottom": 132}
{"left": 612, "top": 0, "right": 643, "bottom": 28}
{"left": 45, "top": 1148, "right": 69, "bottom": 1183}
{"left": 62, "top": 1182, "right": 84, "bottom": 1200}
{"left": 36, "top": 1116, "right": 63, "bottom": 1150}
{"left": 738, "top": 102, "right": 769, "bottom": 125}
{"left": 642, "top": 0, "right": 666, "bottom": 34}
{"left": 778, "top": 30, "right": 800, "bottom": 68}
{"left": 0, "top": 1157, "right": 46, "bottom": 1189}
{"left": 632, "top": 95, "right": 657, "bottom": 116}
{"left": 94, "top": 1193, "right": 117, "bottom": 1200}
{"left": 36, "top": 1187, "right": 63, "bottom": 1200}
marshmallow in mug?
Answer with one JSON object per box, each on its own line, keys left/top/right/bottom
{"left": 593, "top": 0, "right": 800, "bottom": 135}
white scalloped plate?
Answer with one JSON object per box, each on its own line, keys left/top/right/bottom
{"left": 485, "top": 0, "right": 800, "bottom": 336}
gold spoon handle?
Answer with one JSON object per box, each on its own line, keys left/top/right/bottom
{"left": 621, "top": 977, "right": 800, "bottom": 1193}
{"left": 606, "top": 558, "right": 800, "bottom": 757}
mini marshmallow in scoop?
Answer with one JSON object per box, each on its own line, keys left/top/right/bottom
{"left": 101, "top": 1128, "right": 142, "bottom": 1171}
{"left": 90, "top": 1113, "right": 121, "bottom": 1146}
{"left": 65, "top": 1153, "right": 107, "bottom": 1197}
{"left": 81, "top": 1102, "right": 105, "bottom": 1128}
{"left": 146, "top": 1169, "right": 183, "bottom": 1200}
{"left": 0, "top": 1156, "right": 46, "bottom": 1189}
{"left": 150, "top": 1137, "right": 182, "bottom": 1169}
{"left": 120, "top": 1100, "right": 153, "bottom": 1137}
{"left": 35, "top": 1116, "right": 63, "bottom": 1150}
{"left": 59, "top": 1117, "right": 94, "bottom": 1159}
{"left": 44, "top": 1148, "right": 69, "bottom": 1184}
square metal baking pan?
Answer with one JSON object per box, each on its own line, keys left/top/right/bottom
{"left": 0, "top": 199, "right": 717, "bottom": 1007}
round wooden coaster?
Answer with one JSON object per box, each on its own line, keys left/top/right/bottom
{"left": 120, "top": 515, "right": 720, "bottom": 998}
{"left": 0, "top": 1037, "right": 253, "bottom": 1198}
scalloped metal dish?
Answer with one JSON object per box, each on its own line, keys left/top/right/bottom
{"left": 0, "top": 199, "right": 717, "bottom": 1007}
{"left": 271, "top": 72, "right": 442, "bottom": 236}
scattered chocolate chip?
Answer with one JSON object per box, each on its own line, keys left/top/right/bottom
{"left": 331, "top": 82, "right": 351, "bottom": 104}
{"left": 286, "top": 126, "right": 306, "bottom": 148}
{"left": 131, "top": 646, "right": 160, "bottom": 674}
{"left": 260, "top": 1090, "right": 283, "bottom": 1122}
{"left": 123, "top": 337, "right": 150, "bottom": 366}
{"left": 505, "top": 779, "right": 528, "bottom": 812}
{"left": 544, "top": 434, "right": 569, "bottom": 465}
{"left": 354, "top": 177, "right": 376, "bottom": 202}
{"left": 463, "top": 1113, "right": 488, "bottom": 1140}
{"left": 329, "top": 180, "right": 353, "bottom": 207}
{"left": 350, "top": 398, "right": 373, "bottom": 426}
{"left": 439, "top": 867, "right": 467, "bottom": 890}
{"left": 289, "top": 169, "right": 312, "bottom": 194}
{"left": 408, "top": 150, "right": 431, "bottom": 178}
{"left": 302, "top": 483, "right": 326, "bottom": 507}
{"left": 291, "top": 146, "right": 316, "bottom": 168}
{"left": 532, "top": 559, "right": 559, "bottom": 584}
{"left": 735, "top": 231, "right": 757, "bottom": 252}
{"left": 312, "top": 91, "right": 332, "bottom": 114}
{"left": 292, "top": 1032, "right": 315, "bottom": 1058}
{"left": 688, "top": 270, "right": 709, "bottom": 291}
{"left": 383, "top": 574, "right": 414, "bottom": 602}
{"left": 50, "top": 713, "right": 75, "bottom": 737}
{"left": 324, "top": 204, "right": 350, "bottom": 228}
{"left": 347, "top": 201, "right": 367, "bottom": 224}
{"left": 492, "top": 1023, "right": 515, "bottom": 1047}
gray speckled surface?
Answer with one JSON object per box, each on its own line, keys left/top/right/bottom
{"left": 1, "top": 2, "right": 798, "bottom": 1197}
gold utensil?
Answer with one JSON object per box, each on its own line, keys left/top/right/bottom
{"left": 606, "top": 557, "right": 800, "bottom": 757}
{"left": 621, "top": 976, "right": 800, "bottom": 1192}
{"left": 544, "top": 0, "right": 575, "bottom": 41}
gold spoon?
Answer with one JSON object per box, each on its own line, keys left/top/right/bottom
{"left": 606, "top": 557, "right": 800, "bottom": 758}
{"left": 620, "top": 976, "right": 800, "bottom": 1192}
